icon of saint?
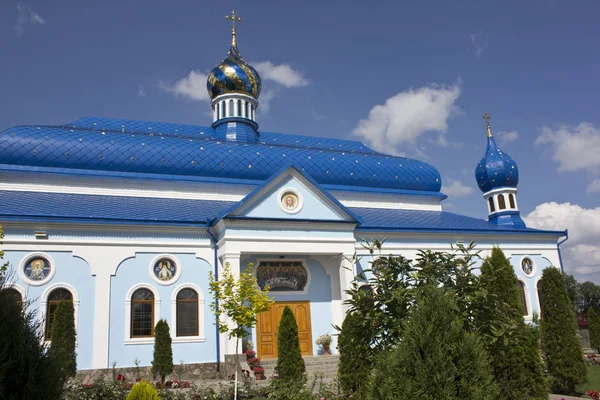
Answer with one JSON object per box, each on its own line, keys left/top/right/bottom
{"left": 157, "top": 260, "right": 173, "bottom": 281}
{"left": 283, "top": 194, "right": 296, "bottom": 209}
{"left": 30, "top": 259, "right": 46, "bottom": 280}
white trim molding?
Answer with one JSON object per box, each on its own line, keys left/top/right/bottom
{"left": 124, "top": 283, "right": 161, "bottom": 345}
{"left": 170, "top": 283, "right": 206, "bottom": 343}
{"left": 18, "top": 252, "right": 56, "bottom": 286}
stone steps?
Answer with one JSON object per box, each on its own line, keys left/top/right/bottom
{"left": 257, "top": 355, "right": 339, "bottom": 380}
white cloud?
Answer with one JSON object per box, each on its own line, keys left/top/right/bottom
{"left": 353, "top": 82, "right": 461, "bottom": 154}
{"left": 137, "top": 85, "right": 146, "bottom": 98}
{"left": 15, "top": 4, "right": 45, "bottom": 36}
{"left": 588, "top": 179, "right": 600, "bottom": 193}
{"left": 497, "top": 130, "right": 519, "bottom": 145}
{"left": 525, "top": 202, "right": 600, "bottom": 282}
{"left": 159, "top": 70, "right": 210, "bottom": 102}
{"left": 443, "top": 180, "right": 474, "bottom": 197}
{"left": 252, "top": 62, "right": 308, "bottom": 88}
{"left": 470, "top": 31, "right": 488, "bottom": 58}
{"left": 535, "top": 122, "right": 600, "bottom": 173}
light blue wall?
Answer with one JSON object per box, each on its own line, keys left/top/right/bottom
{"left": 508, "top": 254, "right": 552, "bottom": 316}
{"left": 3, "top": 250, "right": 95, "bottom": 369}
{"left": 241, "top": 255, "right": 332, "bottom": 356}
{"left": 243, "top": 176, "right": 342, "bottom": 221}
{"left": 109, "top": 253, "right": 216, "bottom": 368}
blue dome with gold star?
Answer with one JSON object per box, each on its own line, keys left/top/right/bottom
{"left": 207, "top": 44, "right": 262, "bottom": 100}
{"left": 475, "top": 134, "right": 519, "bottom": 193}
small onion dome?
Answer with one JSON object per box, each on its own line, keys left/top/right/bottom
{"left": 206, "top": 45, "right": 262, "bottom": 100}
{"left": 475, "top": 135, "right": 519, "bottom": 193}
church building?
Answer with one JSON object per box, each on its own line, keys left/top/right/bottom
{"left": 0, "top": 12, "right": 567, "bottom": 372}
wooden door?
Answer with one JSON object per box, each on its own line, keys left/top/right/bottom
{"left": 256, "top": 301, "right": 312, "bottom": 358}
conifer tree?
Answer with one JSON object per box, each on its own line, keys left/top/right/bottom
{"left": 540, "top": 267, "right": 587, "bottom": 395}
{"left": 338, "top": 311, "right": 371, "bottom": 396}
{"left": 589, "top": 308, "right": 600, "bottom": 353}
{"left": 151, "top": 319, "right": 173, "bottom": 384}
{"left": 275, "top": 306, "right": 305, "bottom": 383}
{"left": 475, "top": 247, "right": 549, "bottom": 399}
{"left": 371, "top": 284, "right": 497, "bottom": 400}
{"left": 50, "top": 300, "right": 77, "bottom": 378}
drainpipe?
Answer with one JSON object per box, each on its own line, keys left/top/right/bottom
{"left": 557, "top": 229, "right": 569, "bottom": 274}
{"left": 205, "top": 218, "right": 220, "bottom": 372}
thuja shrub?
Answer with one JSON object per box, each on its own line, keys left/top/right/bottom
{"left": 540, "top": 267, "right": 587, "bottom": 395}
{"left": 151, "top": 319, "right": 173, "bottom": 384}
{"left": 50, "top": 300, "right": 77, "bottom": 378}
{"left": 126, "top": 380, "right": 160, "bottom": 400}
{"left": 275, "top": 306, "right": 305, "bottom": 383}
{"left": 371, "top": 285, "right": 498, "bottom": 400}
{"left": 589, "top": 308, "right": 600, "bottom": 353}
{"left": 338, "top": 311, "right": 371, "bottom": 396}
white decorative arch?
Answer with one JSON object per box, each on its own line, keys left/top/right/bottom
{"left": 534, "top": 274, "right": 544, "bottom": 316}
{"left": 40, "top": 283, "right": 80, "bottom": 343}
{"left": 518, "top": 279, "right": 533, "bottom": 321}
{"left": 170, "top": 283, "right": 206, "bottom": 343}
{"left": 18, "top": 252, "right": 56, "bottom": 286}
{"left": 124, "top": 283, "right": 161, "bottom": 345}
{"left": 5, "top": 283, "right": 26, "bottom": 302}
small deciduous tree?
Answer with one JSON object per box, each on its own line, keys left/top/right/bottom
{"left": 540, "top": 267, "right": 587, "bottom": 395}
{"left": 338, "top": 311, "right": 371, "bottom": 396}
{"left": 50, "top": 300, "right": 77, "bottom": 378}
{"left": 275, "top": 306, "right": 305, "bottom": 383}
{"left": 209, "top": 262, "right": 273, "bottom": 400}
{"left": 589, "top": 308, "right": 600, "bottom": 353}
{"left": 151, "top": 319, "right": 173, "bottom": 384}
{"left": 371, "top": 284, "right": 498, "bottom": 400}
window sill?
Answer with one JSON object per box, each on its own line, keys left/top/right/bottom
{"left": 125, "top": 338, "right": 155, "bottom": 345}
{"left": 172, "top": 336, "right": 206, "bottom": 344}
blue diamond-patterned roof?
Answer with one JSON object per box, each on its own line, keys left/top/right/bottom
{"left": 0, "top": 116, "right": 442, "bottom": 193}
{"left": 475, "top": 135, "right": 519, "bottom": 193}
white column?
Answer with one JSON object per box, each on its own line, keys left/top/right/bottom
{"left": 233, "top": 100, "right": 239, "bottom": 117}
{"left": 213, "top": 105, "right": 217, "bottom": 122}
{"left": 339, "top": 254, "right": 356, "bottom": 314}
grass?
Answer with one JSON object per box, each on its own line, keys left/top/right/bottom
{"left": 576, "top": 365, "right": 600, "bottom": 394}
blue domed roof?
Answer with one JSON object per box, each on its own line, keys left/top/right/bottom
{"left": 475, "top": 135, "right": 519, "bottom": 193}
{"left": 207, "top": 45, "right": 261, "bottom": 100}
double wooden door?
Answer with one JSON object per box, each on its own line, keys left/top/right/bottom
{"left": 256, "top": 301, "right": 312, "bottom": 359}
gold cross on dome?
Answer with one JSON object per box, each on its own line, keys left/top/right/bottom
{"left": 225, "top": 10, "right": 242, "bottom": 46}
{"left": 482, "top": 112, "right": 493, "bottom": 138}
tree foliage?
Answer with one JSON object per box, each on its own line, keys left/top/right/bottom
{"left": 371, "top": 285, "right": 498, "bottom": 400}
{"left": 540, "top": 267, "right": 587, "bottom": 395}
{"left": 151, "top": 319, "right": 173, "bottom": 384}
{"left": 50, "top": 300, "right": 77, "bottom": 378}
{"left": 275, "top": 306, "right": 305, "bottom": 383}
{"left": 577, "top": 281, "right": 600, "bottom": 316}
{"left": 589, "top": 307, "right": 600, "bottom": 353}
{"left": 126, "top": 380, "right": 160, "bottom": 400}
{"left": 337, "top": 312, "right": 371, "bottom": 396}
{"left": 475, "top": 247, "right": 549, "bottom": 399}
{"left": 0, "top": 275, "right": 65, "bottom": 400}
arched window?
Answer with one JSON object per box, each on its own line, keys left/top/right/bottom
{"left": 498, "top": 194, "right": 506, "bottom": 210}
{"left": 249, "top": 104, "right": 254, "bottom": 120}
{"left": 509, "top": 193, "right": 516, "bottom": 208}
{"left": 245, "top": 102, "right": 249, "bottom": 118}
{"left": 517, "top": 281, "right": 528, "bottom": 316}
{"left": 488, "top": 197, "right": 495, "bottom": 212}
{"left": 131, "top": 288, "right": 154, "bottom": 338}
{"left": 228, "top": 100, "right": 233, "bottom": 117}
{"left": 537, "top": 280, "right": 543, "bottom": 315}
{"left": 46, "top": 288, "right": 73, "bottom": 340}
{"left": 176, "top": 288, "right": 199, "bottom": 337}
{"left": 215, "top": 103, "right": 219, "bottom": 119}
{"left": 237, "top": 100, "right": 242, "bottom": 116}
{"left": 6, "top": 288, "right": 23, "bottom": 307}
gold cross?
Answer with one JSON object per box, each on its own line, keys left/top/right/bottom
{"left": 482, "top": 112, "right": 493, "bottom": 138}
{"left": 225, "top": 10, "right": 242, "bottom": 47}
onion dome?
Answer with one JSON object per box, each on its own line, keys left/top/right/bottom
{"left": 206, "top": 39, "right": 261, "bottom": 99}
{"left": 475, "top": 113, "right": 519, "bottom": 193}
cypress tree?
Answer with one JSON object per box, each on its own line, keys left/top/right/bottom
{"left": 540, "top": 267, "right": 587, "bottom": 395}
{"left": 50, "top": 300, "right": 77, "bottom": 378}
{"left": 589, "top": 308, "right": 600, "bottom": 353}
{"left": 476, "top": 247, "right": 549, "bottom": 399}
{"left": 371, "top": 285, "right": 497, "bottom": 400}
{"left": 275, "top": 306, "right": 305, "bottom": 383}
{"left": 338, "top": 312, "right": 371, "bottom": 396}
{"left": 151, "top": 319, "right": 173, "bottom": 384}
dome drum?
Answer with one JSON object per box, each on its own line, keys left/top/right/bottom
{"left": 211, "top": 92, "right": 258, "bottom": 123}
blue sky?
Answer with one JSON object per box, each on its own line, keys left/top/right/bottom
{"left": 1, "top": 0, "right": 599, "bottom": 281}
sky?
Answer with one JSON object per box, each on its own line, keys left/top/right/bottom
{"left": 0, "top": 0, "right": 599, "bottom": 282}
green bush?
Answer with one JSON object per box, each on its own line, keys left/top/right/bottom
{"left": 275, "top": 306, "right": 305, "bottom": 383}
{"left": 540, "top": 267, "right": 587, "bottom": 395}
{"left": 371, "top": 284, "right": 498, "bottom": 400}
{"left": 151, "top": 319, "right": 173, "bottom": 384}
{"left": 62, "top": 379, "right": 128, "bottom": 400}
{"left": 0, "top": 275, "right": 65, "bottom": 400}
{"left": 589, "top": 308, "right": 600, "bottom": 353}
{"left": 475, "top": 247, "right": 549, "bottom": 399}
{"left": 50, "top": 299, "right": 77, "bottom": 378}
{"left": 126, "top": 380, "right": 160, "bottom": 400}
{"left": 337, "top": 312, "right": 370, "bottom": 396}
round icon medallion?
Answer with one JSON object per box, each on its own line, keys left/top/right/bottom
{"left": 153, "top": 258, "right": 176, "bottom": 282}
{"left": 24, "top": 257, "right": 51, "bottom": 281}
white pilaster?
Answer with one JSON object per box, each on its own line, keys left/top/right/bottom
{"left": 218, "top": 253, "right": 241, "bottom": 360}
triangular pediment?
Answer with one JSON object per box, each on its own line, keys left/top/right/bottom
{"left": 221, "top": 166, "right": 359, "bottom": 223}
